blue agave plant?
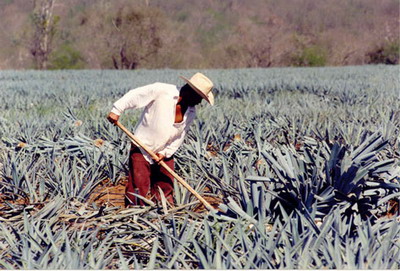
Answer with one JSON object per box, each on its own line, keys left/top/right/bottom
{"left": 258, "top": 132, "right": 399, "bottom": 227}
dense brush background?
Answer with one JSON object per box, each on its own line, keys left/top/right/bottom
{"left": 0, "top": 0, "right": 399, "bottom": 69}
{"left": 0, "top": 66, "right": 399, "bottom": 269}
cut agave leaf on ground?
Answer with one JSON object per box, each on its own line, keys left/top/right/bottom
{"left": 1, "top": 68, "right": 399, "bottom": 269}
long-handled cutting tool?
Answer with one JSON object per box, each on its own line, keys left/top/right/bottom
{"left": 116, "top": 121, "right": 215, "bottom": 211}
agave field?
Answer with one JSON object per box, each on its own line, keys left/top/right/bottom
{"left": 0, "top": 66, "right": 399, "bottom": 269}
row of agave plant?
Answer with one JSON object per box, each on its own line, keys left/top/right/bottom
{"left": 0, "top": 66, "right": 399, "bottom": 269}
{"left": 0, "top": 202, "right": 398, "bottom": 269}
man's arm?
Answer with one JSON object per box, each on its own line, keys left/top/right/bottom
{"left": 107, "top": 112, "right": 119, "bottom": 125}
{"left": 107, "top": 84, "right": 157, "bottom": 125}
{"left": 162, "top": 109, "right": 196, "bottom": 158}
{"left": 154, "top": 153, "right": 165, "bottom": 164}
{"left": 107, "top": 83, "right": 158, "bottom": 124}
{"left": 162, "top": 135, "right": 185, "bottom": 159}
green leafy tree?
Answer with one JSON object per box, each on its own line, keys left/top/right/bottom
{"left": 48, "top": 44, "right": 85, "bottom": 69}
{"left": 291, "top": 45, "right": 327, "bottom": 67}
{"left": 367, "top": 41, "right": 400, "bottom": 65}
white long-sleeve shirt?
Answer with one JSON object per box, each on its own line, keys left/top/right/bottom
{"left": 111, "top": 82, "right": 196, "bottom": 163}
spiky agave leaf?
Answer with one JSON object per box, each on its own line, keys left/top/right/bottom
{"left": 257, "top": 132, "right": 399, "bottom": 225}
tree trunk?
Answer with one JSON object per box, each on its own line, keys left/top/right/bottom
{"left": 30, "top": 0, "right": 56, "bottom": 69}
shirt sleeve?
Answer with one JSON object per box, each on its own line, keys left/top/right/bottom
{"left": 111, "top": 83, "right": 158, "bottom": 115}
{"left": 162, "top": 130, "right": 187, "bottom": 158}
{"left": 162, "top": 109, "right": 196, "bottom": 158}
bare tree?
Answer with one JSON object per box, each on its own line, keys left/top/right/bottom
{"left": 0, "top": 0, "right": 398, "bottom": 69}
{"left": 81, "top": 3, "right": 164, "bottom": 69}
{"left": 111, "top": 8, "right": 162, "bottom": 69}
{"left": 30, "top": 0, "right": 57, "bottom": 69}
{"left": 223, "top": 13, "right": 290, "bottom": 68}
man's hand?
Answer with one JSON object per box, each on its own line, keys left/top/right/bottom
{"left": 155, "top": 153, "right": 165, "bottom": 164}
{"left": 107, "top": 112, "right": 120, "bottom": 125}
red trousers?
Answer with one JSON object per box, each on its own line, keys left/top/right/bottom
{"left": 125, "top": 146, "right": 175, "bottom": 207}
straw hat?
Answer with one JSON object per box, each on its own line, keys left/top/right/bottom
{"left": 180, "top": 73, "right": 214, "bottom": 105}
